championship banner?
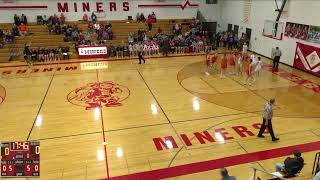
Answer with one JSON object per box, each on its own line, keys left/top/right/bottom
{"left": 294, "top": 42, "right": 320, "bottom": 77}
{"left": 77, "top": 45, "right": 108, "bottom": 59}
{"left": 308, "top": 25, "right": 320, "bottom": 44}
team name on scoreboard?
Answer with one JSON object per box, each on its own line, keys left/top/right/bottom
{"left": 1, "top": 141, "right": 40, "bottom": 177}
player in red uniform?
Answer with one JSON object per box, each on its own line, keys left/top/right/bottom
{"left": 211, "top": 52, "right": 218, "bottom": 70}
{"left": 220, "top": 53, "right": 228, "bottom": 78}
{"left": 205, "top": 51, "right": 211, "bottom": 75}
{"left": 244, "top": 59, "right": 254, "bottom": 85}
{"left": 228, "top": 52, "right": 236, "bottom": 75}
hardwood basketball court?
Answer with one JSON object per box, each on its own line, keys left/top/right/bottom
{"left": 0, "top": 53, "right": 320, "bottom": 179}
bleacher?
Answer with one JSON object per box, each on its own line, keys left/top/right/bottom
{"left": 0, "top": 19, "right": 192, "bottom": 63}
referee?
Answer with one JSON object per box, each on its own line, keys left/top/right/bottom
{"left": 137, "top": 42, "right": 145, "bottom": 64}
{"left": 272, "top": 47, "right": 282, "bottom": 70}
{"left": 257, "top": 98, "right": 280, "bottom": 142}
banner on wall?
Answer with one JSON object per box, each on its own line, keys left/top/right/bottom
{"left": 294, "top": 42, "right": 320, "bottom": 77}
{"left": 284, "top": 22, "right": 309, "bottom": 40}
{"left": 308, "top": 25, "right": 320, "bottom": 44}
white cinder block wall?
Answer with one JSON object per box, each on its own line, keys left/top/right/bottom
{"left": 0, "top": 0, "right": 220, "bottom": 23}
{"left": 220, "top": 0, "right": 320, "bottom": 66}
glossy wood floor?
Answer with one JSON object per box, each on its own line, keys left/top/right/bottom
{"left": 0, "top": 53, "right": 320, "bottom": 180}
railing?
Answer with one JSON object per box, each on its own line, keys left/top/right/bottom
{"left": 312, "top": 152, "right": 320, "bottom": 176}
{"left": 251, "top": 167, "right": 288, "bottom": 180}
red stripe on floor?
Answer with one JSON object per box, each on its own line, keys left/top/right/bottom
{"left": 103, "top": 141, "right": 320, "bottom": 180}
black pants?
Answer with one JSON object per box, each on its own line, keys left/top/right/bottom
{"left": 273, "top": 56, "right": 280, "bottom": 69}
{"left": 138, "top": 52, "right": 145, "bottom": 64}
{"left": 258, "top": 118, "right": 276, "bottom": 139}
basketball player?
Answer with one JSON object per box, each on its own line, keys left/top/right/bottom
{"left": 205, "top": 51, "right": 211, "bottom": 76}
{"left": 254, "top": 57, "right": 262, "bottom": 78}
{"left": 244, "top": 59, "right": 254, "bottom": 85}
{"left": 257, "top": 98, "right": 279, "bottom": 142}
{"left": 228, "top": 52, "right": 236, "bottom": 75}
{"left": 235, "top": 52, "right": 242, "bottom": 75}
{"left": 211, "top": 52, "right": 218, "bottom": 70}
{"left": 242, "top": 42, "right": 248, "bottom": 58}
{"left": 137, "top": 42, "right": 145, "bottom": 64}
{"left": 220, "top": 53, "right": 228, "bottom": 78}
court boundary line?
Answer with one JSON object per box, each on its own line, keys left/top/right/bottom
{"left": 104, "top": 140, "right": 320, "bottom": 180}
{"left": 96, "top": 69, "right": 110, "bottom": 178}
{"left": 26, "top": 68, "right": 56, "bottom": 140}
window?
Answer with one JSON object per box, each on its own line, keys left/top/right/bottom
{"left": 206, "top": 0, "right": 218, "bottom": 4}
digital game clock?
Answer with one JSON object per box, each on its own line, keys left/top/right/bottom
{"left": 1, "top": 141, "right": 40, "bottom": 177}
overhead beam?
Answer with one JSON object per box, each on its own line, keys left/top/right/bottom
{"left": 276, "top": 0, "right": 288, "bottom": 21}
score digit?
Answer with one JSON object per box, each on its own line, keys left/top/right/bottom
{"left": 35, "top": 165, "right": 39, "bottom": 172}
{"left": 4, "top": 147, "right": 9, "bottom": 155}
{"left": 23, "top": 142, "right": 29, "bottom": 150}
{"left": 35, "top": 146, "right": 40, "bottom": 154}
{"left": 2, "top": 165, "right": 6, "bottom": 172}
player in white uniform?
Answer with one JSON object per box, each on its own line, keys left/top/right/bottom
{"left": 254, "top": 57, "right": 262, "bottom": 77}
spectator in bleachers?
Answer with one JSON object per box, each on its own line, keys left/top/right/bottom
{"left": 147, "top": 15, "right": 153, "bottom": 32}
{"left": 84, "top": 32, "right": 91, "bottom": 45}
{"left": 106, "top": 22, "right": 112, "bottom": 30}
{"left": 0, "top": 29, "right": 4, "bottom": 40}
{"left": 12, "top": 24, "right": 20, "bottom": 36}
{"left": 87, "top": 22, "right": 94, "bottom": 33}
{"left": 14, "top": 14, "right": 20, "bottom": 26}
{"left": 275, "top": 150, "right": 304, "bottom": 176}
{"left": 220, "top": 168, "right": 236, "bottom": 180}
{"left": 94, "top": 23, "right": 100, "bottom": 32}
{"left": 151, "top": 12, "right": 157, "bottom": 23}
{"left": 83, "top": 13, "right": 88, "bottom": 23}
{"left": 108, "top": 29, "right": 114, "bottom": 40}
{"left": 91, "top": 12, "right": 97, "bottom": 23}
{"left": 140, "top": 13, "right": 146, "bottom": 22}
{"left": 55, "top": 23, "right": 62, "bottom": 34}
{"left": 19, "top": 23, "right": 28, "bottom": 36}
{"left": 128, "top": 33, "right": 134, "bottom": 44}
{"left": 5, "top": 31, "right": 15, "bottom": 43}
{"left": 60, "top": 13, "right": 66, "bottom": 24}
{"left": 21, "top": 14, "right": 27, "bottom": 25}
{"left": 136, "top": 13, "right": 141, "bottom": 22}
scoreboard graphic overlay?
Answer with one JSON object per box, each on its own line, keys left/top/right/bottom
{"left": 1, "top": 141, "right": 40, "bottom": 177}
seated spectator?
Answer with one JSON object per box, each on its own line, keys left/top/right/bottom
{"left": 12, "top": 24, "right": 20, "bottom": 36}
{"left": 108, "top": 29, "right": 114, "bottom": 40}
{"left": 136, "top": 13, "right": 141, "bottom": 22}
{"left": 128, "top": 33, "right": 134, "bottom": 44}
{"left": 94, "top": 23, "right": 100, "bottom": 32}
{"left": 5, "top": 31, "right": 15, "bottom": 43}
{"left": 275, "top": 150, "right": 304, "bottom": 176}
{"left": 220, "top": 167, "right": 236, "bottom": 180}
{"left": 55, "top": 23, "right": 62, "bottom": 34}
{"left": 84, "top": 32, "right": 91, "bottom": 45}
{"left": 60, "top": 13, "right": 65, "bottom": 24}
{"left": 43, "top": 15, "right": 48, "bottom": 25}
{"left": 151, "top": 12, "right": 157, "bottom": 23}
{"left": 87, "top": 22, "right": 94, "bottom": 33}
{"left": 140, "top": 13, "right": 146, "bottom": 22}
{"left": 83, "top": 13, "right": 88, "bottom": 23}
{"left": 18, "top": 23, "right": 28, "bottom": 36}
{"left": 0, "top": 29, "right": 4, "bottom": 39}
{"left": 0, "top": 39, "right": 4, "bottom": 49}
{"left": 14, "top": 14, "right": 21, "bottom": 26}
{"left": 21, "top": 14, "right": 27, "bottom": 25}
{"left": 106, "top": 22, "right": 112, "bottom": 30}
{"left": 157, "top": 27, "right": 162, "bottom": 34}
{"left": 91, "top": 12, "right": 97, "bottom": 23}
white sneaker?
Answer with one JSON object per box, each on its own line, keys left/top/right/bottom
{"left": 205, "top": 72, "right": 210, "bottom": 76}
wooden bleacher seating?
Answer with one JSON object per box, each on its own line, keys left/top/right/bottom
{"left": 0, "top": 19, "right": 192, "bottom": 62}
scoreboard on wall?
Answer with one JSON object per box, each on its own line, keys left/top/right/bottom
{"left": 1, "top": 141, "right": 40, "bottom": 177}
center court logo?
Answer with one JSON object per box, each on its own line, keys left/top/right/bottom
{"left": 67, "top": 81, "right": 130, "bottom": 110}
{"left": 0, "top": 84, "right": 5, "bottom": 105}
